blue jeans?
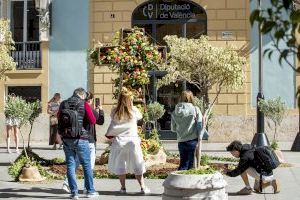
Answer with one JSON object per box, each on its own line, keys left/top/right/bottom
{"left": 178, "top": 138, "right": 198, "bottom": 170}
{"left": 63, "top": 139, "right": 95, "bottom": 195}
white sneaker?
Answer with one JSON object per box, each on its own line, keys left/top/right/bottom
{"left": 119, "top": 188, "right": 126, "bottom": 194}
{"left": 83, "top": 189, "right": 87, "bottom": 195}
{"left": 86, "top": 191, "right": 99, "bottom": 198}
{"left": 62, "top": 182, "right": 71, "bottom": 193}
{"left": 141, "top": 187, "right": 150, "bottom": 195}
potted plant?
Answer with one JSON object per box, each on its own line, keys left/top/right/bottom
{"left": 0, "top": 19, "right": 16, "bottom": 79}
{"left": 144, "top": 102, "right": 165, "bottom": 132}
{"left": 27, "top": 101, "right": 42, "bottom": 149}
{"left": 5, "top": 95, "right": 45, "bottom": 182}
{"left": 258, "top": 97, "right": 287, "bottom": 163}
{"left": 159, "top": 35, "right": 245, "bottom": 199}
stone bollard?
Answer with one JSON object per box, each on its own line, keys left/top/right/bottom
{"left": 162, "top": 172, "right": 228, "bottom": 200}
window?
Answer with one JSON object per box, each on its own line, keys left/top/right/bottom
{"left": 8, "top": 86, "right": 41, "bottom": 102}
{"left": 10, "top": 0, "right": 39, "bottom": 42}
{"left": 132, "top": 1, "right": 207, "bottom": 139}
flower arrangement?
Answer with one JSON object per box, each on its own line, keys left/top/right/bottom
{"left": 89, "top": 28, "right": 163, "bottom": 98}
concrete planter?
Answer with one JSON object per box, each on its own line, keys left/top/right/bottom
{"left": 162, "top": 171, "right": 227, "bottom": 200}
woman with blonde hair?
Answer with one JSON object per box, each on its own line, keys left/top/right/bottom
{"left": 105, "top": 90, "right": 150, "bottom": 194}
{"left": 171, "top": 90, "right": 203, "bottom": 170}
{"left": 48, "top": 93, "right": 62, "bottom": 150}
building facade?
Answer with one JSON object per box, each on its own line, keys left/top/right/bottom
{"left": 0, "top": 0, "right": 298, "bottom": 144}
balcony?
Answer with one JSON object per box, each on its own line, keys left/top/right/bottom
{"left": 11, "top": 41, "right": 41, "bottom": 69}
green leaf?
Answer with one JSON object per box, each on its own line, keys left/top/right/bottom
{"left": 279, "top": 49, "right": 289, "bottom": 65}
{"left": 250, "top": 9, "right": 260, "bottom": 26}
{"left": 274, "top": 29, "right": 285, "bottom": 40}
{"left": 261, "top": 21, "right": 276, "bottom": 34}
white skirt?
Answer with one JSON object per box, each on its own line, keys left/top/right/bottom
{"left": 5, "top": 117, "right": 20, "bottom": 126}
{"left": 108, "top": 137, "right": 146, "bottom": 175}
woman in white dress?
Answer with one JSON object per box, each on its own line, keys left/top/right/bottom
{"left": 5, "top": 93, "right": 20, "bottom": 153}
{"left": 106, "top": 90, "right": 150, "bottom": 194}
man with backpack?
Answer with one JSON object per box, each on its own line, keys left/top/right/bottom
{"left": 225, "top": 140, "right": 280, "bottom": 195}
{"left": 58, "top": 88, "right": 98, "bottom": 199}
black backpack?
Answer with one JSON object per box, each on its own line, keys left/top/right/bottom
{"left": 58, "top": 100, "right": 81, "bottom": 138}
{"left": 254, "top": 146, "right": 280, "bottom": 172}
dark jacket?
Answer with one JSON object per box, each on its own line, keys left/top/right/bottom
{"left": 226, "top": 144, "right": 273, "bottom": 177}
{"left": 84, "top": 108, "right": 104, "bottom": 143}
{"left": 58, "top": 95, "right": 86, "bottom": 139}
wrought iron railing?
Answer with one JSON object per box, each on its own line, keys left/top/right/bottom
{"left": 11, "top": 41, "right": 41, "bottom": 69}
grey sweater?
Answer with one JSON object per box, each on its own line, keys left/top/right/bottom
{"left": 171, "top": 102, "right": 202, "bottom": 142}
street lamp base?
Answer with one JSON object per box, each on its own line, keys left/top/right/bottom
{"left": 251, "top": 132, "right": 270, "bottom": 147}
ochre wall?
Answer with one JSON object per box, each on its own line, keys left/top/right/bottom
{"left": 89, "top": 0, "right": 251, "bottom": 116}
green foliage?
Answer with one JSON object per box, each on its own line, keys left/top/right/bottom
{"left": 258, "top": 97, "right": 287, "bottom": 126}
{"left": 258, "top": 97, "right": 287, "bottom": 143}
{"left": 149, "top": 128, "right": 161, "bottom": 145}
{"left": 8, "top": 155, "right": 63, "bottom": 181}
{"left": 200, "top": 154, "right": 209, "bottom": 166}
{"left": 271, "top": 140, "right": 279, "bottom": 150}
{"left": 177, "top": 167, "right": 216, "bottom": 175}
{"left": 8, "top": 156, "right": 29, "bottom": 181}
{"left": 0, "top": 19, "right": 16, "bottom": 79}
{"left": 250, "top": 0, "right": 300, "bottom": 70}
{"left": 146, "top": 102, "right": 165, "bottom": 122}
{"left": 4, "top": 95, "right": 33, "bottom": 128}
{"left": 28, "top": 101, "right": 42, "bottom": 124}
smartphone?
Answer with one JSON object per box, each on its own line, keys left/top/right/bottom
{"left": 95, "top": 98, "right": 100, "bottom": 107}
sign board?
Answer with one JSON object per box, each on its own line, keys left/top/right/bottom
{"left": 133, "top": 0, "right": 206, "bottom": 21}
{"left": 221, "top": 31, "right": 234, "bottom": 39}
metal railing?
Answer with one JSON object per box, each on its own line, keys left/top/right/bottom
{"left": 11, "top": 41, "right": 41, "bottom": 69}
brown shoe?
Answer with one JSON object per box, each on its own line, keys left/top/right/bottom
{"left": 236, "top": 187, "right": 252, "bottom": 195}
{"left": 271, "top": 179, "right": 280, "bottom": 194}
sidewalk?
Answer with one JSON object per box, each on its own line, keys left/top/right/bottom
{"left": 0, "top": 143, "right": 299, "bottom": 200}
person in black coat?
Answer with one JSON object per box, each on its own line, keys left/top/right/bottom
{"left": 62, "top": 91, "right": 104, "bottom": 194}
{"left": 225, "top": 140, "right": 280, "bottom": 195}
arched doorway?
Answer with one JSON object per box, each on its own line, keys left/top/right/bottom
{"left": 132, "top": 0, "right": 207, "bottom": 139}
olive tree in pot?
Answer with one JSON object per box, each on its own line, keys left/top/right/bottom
{"left": 143, "top": 102, "right": 167, "bottom": 167}
{"left": 258, "top": 97, "right": 287, "bottom": 163}
{"left": 5, "top": 95, "right": 45, "bottom": 182}
{"left": 158, "top": 35, "right": 245, "bottom": 200}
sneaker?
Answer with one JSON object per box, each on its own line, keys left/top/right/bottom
{"left": 271, "top": 179, "right": 280, "bottom": 194}
{"left": 7, "top": 149, "right": 11, "bottom": 154}
{"left": 236, "top": 187, "right": 252, "bottom": 195}
{"left": 141, "top": 187, "right": 150, "bottom": 195}
{"left": 70, "top": 194, "right": 79, "bottom": 200}
{"left": 62, "top": 182, "right": 71, "bottom": 193}
{"left": 119, "top": 188, "right": 126, "bottom": 194}
{"left": 86, "top": 191, "right": 99, "bottom": 198}
{"left": 15, "top": 149, "right": 20, "bottom": 154}
{"left": 82, "top": 189, "right": 87, "bottom": 195}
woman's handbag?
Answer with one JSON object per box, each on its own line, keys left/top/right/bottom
{"left": 50, "top": 115, "right": 58, "bottom": 126}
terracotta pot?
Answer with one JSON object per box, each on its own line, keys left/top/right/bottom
{"left": 162, "top": 171, "right": 227, "bottom": 200}
{"left": 19, "top": 165, "right": 46, "bottom": 182}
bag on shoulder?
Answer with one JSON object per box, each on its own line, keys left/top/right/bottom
{"left": 58, "top": 100, "right": 81, "bottom": 138}
{"left": 254, "top": 146, "right": 280, "bottom": 171}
